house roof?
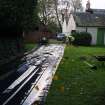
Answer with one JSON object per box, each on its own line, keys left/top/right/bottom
{"left": 73, "top": 12, "right": 105, "bottom": 27}
{"left": 92, "top": 9, "right": 105, "bottom": 14}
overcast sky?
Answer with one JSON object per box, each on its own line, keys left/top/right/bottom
{"left": 82, "top": 0, "right": 105, "bottom": 9}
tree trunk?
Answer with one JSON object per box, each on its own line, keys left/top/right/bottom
{"left": 54, "top": 0, "right": 62, "bottom": 32}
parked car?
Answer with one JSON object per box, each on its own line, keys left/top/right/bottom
{"left": 56, "top": 33, "right": 65, "bottom": 41}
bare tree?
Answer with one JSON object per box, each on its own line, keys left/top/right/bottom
{"left": 38, "top": 0, "right": 55, "bottom": 25}
{"left": 54, "top": 0, "right": 62, "bottom": 32}
{"left": 70, "top": 0, "right": 83, "bottom": 12}
{"left": 38, "top": 0, "right": 62, "bottom": 32}
{"left": 60, "top": 0, "right": 83, "bottom": 12}
{"left": 38, "top": 0, "right": 83, "bottom": 32}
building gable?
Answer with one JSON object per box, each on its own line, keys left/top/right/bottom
{"left": 62, "top": 14, "right": 76, "bottom": 35}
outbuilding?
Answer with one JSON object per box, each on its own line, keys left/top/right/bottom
{"left": 62, "top": 10, "right": 105, "bottom": 45}
{"left": 62, "top": 0, "right": 105, "bottom": 45}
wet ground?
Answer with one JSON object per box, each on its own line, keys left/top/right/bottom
{"left": 0, "top": 44, "right": 65, "bottom": 105}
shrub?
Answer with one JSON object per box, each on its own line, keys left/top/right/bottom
{"left": 71, "top": 32, "right": 92, "bottom": 46}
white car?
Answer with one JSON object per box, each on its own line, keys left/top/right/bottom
{"left": 57, "top": 33, "right": 65, "bottom": 41}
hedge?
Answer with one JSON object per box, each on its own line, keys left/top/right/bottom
{"left": 71, "top": 32, "right": 92, "bottom": 46}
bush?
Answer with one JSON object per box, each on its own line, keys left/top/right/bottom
{"left": 71, "top": 32, "right": 92, "bottom": 46}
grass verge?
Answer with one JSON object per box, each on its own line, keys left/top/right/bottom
{"left": 49, "top": 39, "right": 64, "bottom": 44}
{"left": 25, "top": 43, "right": 37, "bottom": 52}
{"left": 46, "top": 46, "right": 105, "bottom": 105}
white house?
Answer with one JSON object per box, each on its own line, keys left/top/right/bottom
{"left": 62, "top": 1, "right": 105, "bottom": 45}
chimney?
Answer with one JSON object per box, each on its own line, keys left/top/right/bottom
{"left": 86, "top": 0, "right": 90, "bottom": 11}
{"left": 86, "top": 0, "right": 93, "bottom": 13}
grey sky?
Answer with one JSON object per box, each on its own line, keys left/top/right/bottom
{"left": 82, "top": 0, "right": 105, "bottom": 9}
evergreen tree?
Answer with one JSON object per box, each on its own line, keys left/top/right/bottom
{"left": 0, "top": 0, "right": 38, "bottom": 34}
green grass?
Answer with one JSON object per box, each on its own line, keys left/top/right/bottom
{"left": 25, "top": 43, "right": 37, "bottom": 52}
{"left": 49, "top": 39, "right": 64, "bottom": 44}
{"left": 46, "top": 46, "right": 105, "bottom": 105}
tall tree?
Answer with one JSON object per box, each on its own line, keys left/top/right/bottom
{"left": 0, "top": 0, "right": 39, "bottom": 34}
{"left": 54, "top": 0, "right": 62, "bottom": 32}
{"left": 0, "top": 0, "right": 39, "bottom": 66}
{"left": 70, "top": 0, "right": 83, "bottom": 12}
{"left": 38, "top": 0, "right": 55, "bottom": 25}
{"left": 38, "top": 0, "right": 62, "bottom": 32}
{"left": 60, "top": 0, "right": 83, "bottom": 12}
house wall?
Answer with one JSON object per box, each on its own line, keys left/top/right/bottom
{"left": 67, "top": 15, "right": 76, "bottom": 35}
{"left": 62, "top": 19, "right": 67, "bottom": 34}
{"left": 76, "top": 27, "right": 87, "bottom": 32}
{"left": 77, "top": 27, "right": 97, "bottom": 45}
{"left": 62, "top": 14, "right": 76, "bottom": 35}
{"left": 62, "top": 13, "right": 105, "bottom": 45}
{"left": 87, "top": 27, "right": 97, "bottom": 45}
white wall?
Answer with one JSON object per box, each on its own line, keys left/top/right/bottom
{"left": 62, "top": 14, "right": 76, "bottom": 36}
{"left": 77, "top": 27, "right": 87, "bottom": 32}
{"left": 62, "top": 19, "right": 67, "bottom": 34}
{"left": 67, "top": 14, "right": 76, "bottom": 35}
{"left": 87, "top": 27, "right": 97, "bottom": 45}
{"left": 77, "top": 27, "right": 97, "bottom": 45}
{"left": 62, "top": 14, "right": 98, "bottom": 45}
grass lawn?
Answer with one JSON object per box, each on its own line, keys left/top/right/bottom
{"left": 45, "top": 46, "right": 105, "bottom": 105}
{"left": 25, "top": 43, "right": 37, "bottom": 52}
{"left": 49, "top": 39, "right": 64, "bottom": 44}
